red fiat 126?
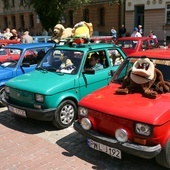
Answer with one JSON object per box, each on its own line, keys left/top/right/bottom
{"left": 74, "top": 48, "right": 170, "bottom": 168}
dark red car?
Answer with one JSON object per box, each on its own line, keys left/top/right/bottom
{"left": 115, "top": 37, "right": 159, "bottom": 56}
{"left": 74, "top": 48, "right": 170, "bottom": 168}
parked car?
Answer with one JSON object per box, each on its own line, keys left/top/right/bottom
{"left": 0, "top": 43, "right": 55, "bottom": 104}
{"left": 0, "top": 39, "right": 20, "bottom": 47}
{"left": 32, "top": 36, "right": 51, "bottom": 43}
{"left": 2, "top": 42, "right": 127, "bottom": 129}
{"left": 91, "top": 36, "right": 114, "bottom": 44}
{"left": 115, "top": 37, "right": 159, "bottom": 55}
{"left": 73, "top": 48, "right": 170, "bottom": 169}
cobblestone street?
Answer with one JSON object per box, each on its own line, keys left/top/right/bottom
{"left": 0, "top": 107, "right": 168, "bottom": 170}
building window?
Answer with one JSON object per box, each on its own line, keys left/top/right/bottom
{"left": 68, "top": 10, "right": 73, "bottom": 26}
{"left": 11, "top": 0, "right": 15, "bottom": 7}
{"left": 11, "top": 16, "right": 16, "bottom": 28}
{"left": 29, "top": 14, "right": 34, "bottom": 28}
{"left": 20, "top": 0, "right": 24, "bottom": 6}
{"left": 20, "top": 15, "right": 25, "bottom": 28}
{"left": 98, "top": 8, "right": 105, "bottom": 26}
{"left": 3, "top": 0, "right": 8, "bottom": 8}
{"left": 166, "top": 3, "right": 170, "bottom": 24}
{"left": 83, "top": 9, "right": 89, "bottom": 22}
{"left": 4, "top": 17, "right": 8, "bottom": 29}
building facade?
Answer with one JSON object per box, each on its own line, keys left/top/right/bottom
{"left": 0, "top": 0, "right": 170, "bottom": 42}
{"left": 0, "top": 0, "right": 125, "bottom": 36}
{"left": 126, "top": 0, "right": 170, "bottom": 42}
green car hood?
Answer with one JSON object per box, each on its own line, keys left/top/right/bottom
{"left": 5, "top": 70, "right": 76, "bottom": 95}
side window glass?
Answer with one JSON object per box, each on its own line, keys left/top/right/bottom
{"left": 108, "top": 49, "right": 124, "bottom": 66}
{"left": 84, "top": 50, "right": 107, "bottom": 71}
{"left": 22, "top": 49, "right": 39, "bottom": 65}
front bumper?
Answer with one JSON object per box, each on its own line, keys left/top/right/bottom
{"left": 74, "top": 121, "right": 162, "bottom": 159}
{"left": 2, "top": 98, "right": 56, "bottom": 121}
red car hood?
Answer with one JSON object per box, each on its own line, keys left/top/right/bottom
{"left": 79, "top": 83, "right": 170, "bottom": 125}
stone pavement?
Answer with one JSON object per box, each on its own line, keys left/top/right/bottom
{"left": 0, "top": 107, "right": 167, "bottom": 170}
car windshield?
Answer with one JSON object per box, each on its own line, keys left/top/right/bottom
{"left": 112, "top": 57, "right": 170, "bottom": 83}
{"left": 116, "top": 40, "right": 138, "bottom": 49}
{"left": 36, "top": 49, "right": 84, "bottom": 74}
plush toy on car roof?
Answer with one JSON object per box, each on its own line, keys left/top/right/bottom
{"left": 115, "top": 56, "right": 170, "bottom": 99}
{"left": 72, "top": 21, "right": 93, "bottom": 44}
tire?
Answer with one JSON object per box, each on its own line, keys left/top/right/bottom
{"left": 0, "top": 86, "right": 5, "bottom": 107}
{"left": 52, "top": 100, "right": 77, "bottom": 129}
{"left": 155, "top": 139, "right": 170, "bottom": 168}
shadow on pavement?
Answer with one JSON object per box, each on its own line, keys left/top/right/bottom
{"left": 0, "top": 109, "right": 56, "bottom": 134}
{"left": 56, "top": 130, "right": 168, "bottom": 170}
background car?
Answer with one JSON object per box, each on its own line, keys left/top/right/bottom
{"left": 115, "top": 37, "right": 159, "bottom": 55}
{"left": 0, "top": 42, "right": 55, "bottom": 104}
{"left": 32, "top": 36, "right": 51, "bottom": 43}
{"left": 0, "top": 39, "right": 20, "bottom": 48}
{"left": 74, "top": 48, "right": 170, "bottom": 169}
{"left": 2, "top": 42, "right": 127, "bottom": 129}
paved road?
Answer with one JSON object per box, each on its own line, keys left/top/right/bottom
{"left": 0, "top": 107, "right": 168, "bottom": 170}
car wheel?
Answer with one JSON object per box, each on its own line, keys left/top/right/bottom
{"left": 0, "top": 86, "right": 5, "bottom": 107}
{"left": 155, "top": 139, "right": 170, "bottom": 168}
{"left": 52, "top": 100, "right": 77, "bottom": 129}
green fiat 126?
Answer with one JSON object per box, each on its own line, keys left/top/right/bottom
{"left": 2, "top": 42, "right": 126, "bottom": 129}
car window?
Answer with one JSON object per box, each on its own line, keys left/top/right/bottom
{"left": 38, "top": 49, "right": 83, "bottom": 74}
{"left": 108, "top": 49, "right": 124, "bottom": 66}
{"left": 116, "top": 40, "right": 137, "bottom": 49}
{"left": 22, "top": 48, "right": 46, "bottom": 65}
{"left": 84, "top": 50, "right": 107, "bottom": 71}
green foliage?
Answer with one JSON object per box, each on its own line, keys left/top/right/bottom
{"left": 25, "top": 0, "right": 91, "bottom": 30}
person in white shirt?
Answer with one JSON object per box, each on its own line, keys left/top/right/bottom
{"left": 131, "top": 27, "right": 142, "bottom": 37}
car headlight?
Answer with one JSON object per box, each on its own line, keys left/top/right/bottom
{"left": 135, "top": 123, "right": 151, "bottom": 136}
{"left": 78, "top": 107, "right": 88, "bottom": 117}
{"left": 81, "top": 118, "right": 92, "bottom": 130}
{"left": 115, "top": 128, "right": 128, "bottom": 143}
{"left": 5, "top": 86, "right": 10, "bottom": 94}
{"left": 35, "top": 94, "right": 44, "bottom": 102}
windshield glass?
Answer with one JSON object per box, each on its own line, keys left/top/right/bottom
{"left": 116, "top": 40, "right": 138, "bottom": 49}
{"left": 36, "top": 49, "right": 84, "bottom": 74}
{"left": 112, "top": 57, "right": 170, "bottom": 83}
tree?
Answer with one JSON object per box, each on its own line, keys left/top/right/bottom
{"left": 25, "top": 0, "right": 91, "bottom": 30}
{"left": 25, "top": 0, "right": 123, "bottom": 30}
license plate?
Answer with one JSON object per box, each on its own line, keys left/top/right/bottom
{"left": 87, "top": 139, "right": 121, "bottom": 159}
{"left": 8, "top": 105, "right": 26, "bottom": 117}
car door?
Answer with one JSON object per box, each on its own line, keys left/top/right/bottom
{"left": 16, "top": 47, "right": 48, "bottom": 75}
{"left": 78, "top": 49, "right": 125, "bottom": 98}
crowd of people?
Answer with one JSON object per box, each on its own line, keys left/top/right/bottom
{"left": 0, "top": 27, "right": 53, "bottom": 43}
{"left": 110, "top": 24, "right": 158, "bottom": 43}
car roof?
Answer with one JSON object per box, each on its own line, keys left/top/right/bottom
{"left": 54, "top": 43, "right": 116, "bottom": 51}
{"left": 3, "top": 43, "right": 55, "bottom": 49}
{"left": 128, "top": 48, "right": 170, "bottom": 59}
{"left": 117, "top": 36, "right": 155, "bottom": 41}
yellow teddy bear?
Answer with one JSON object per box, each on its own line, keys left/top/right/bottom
{"left": 72, "top": 21, "right": 93, "bottom": 39}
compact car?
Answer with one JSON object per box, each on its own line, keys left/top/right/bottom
{"left": 74, "top": 48, "right": 170, "bottom": 168}
{"left": 115, "top": 37, "right": 159, "bottom": 55}
{"left": 0, "top": 43, "right": 55, "bottom": 104}
{"left": 2, "top": 42, "right": 127, "bottom": 129}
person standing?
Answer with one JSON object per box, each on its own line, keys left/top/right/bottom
{"left": 131, "top": 27, "right": 142, "bottom": 37}
{"left": 21, "top": 29, "right": 33, "bottom": 43}
{"left": 110, "top": 26, "right": 117, "bottom": 40}
{"left": 138, "top": 25, "right": 143, "bottom": 36}
{"left": 3, "top": 28, "right": 13, "bottom": 40}
{"left": 42, "top": 28, "right": 48, "bottom": 36}
{"left": 119, "top": 24, "right": 126, "bottom": 38}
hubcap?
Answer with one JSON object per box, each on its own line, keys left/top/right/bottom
{"left": 60, "top": 104, "right": 74, "bottom": 125}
